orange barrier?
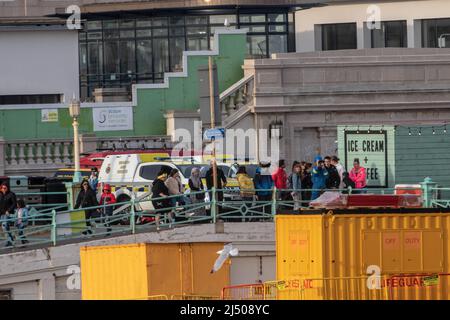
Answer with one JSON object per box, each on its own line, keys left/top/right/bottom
{"left": 221, "top": 283, "right": 265, "bottom": 300}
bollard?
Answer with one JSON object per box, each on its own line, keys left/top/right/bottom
{"left": 421, "top": 177, "right": 437, "bottom": 208}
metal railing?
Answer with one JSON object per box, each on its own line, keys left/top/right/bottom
{"left": 0, "top": 184, "right": 433, "bottom": 251}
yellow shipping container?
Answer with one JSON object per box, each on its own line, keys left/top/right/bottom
{"left": 276, "top": 211, "right": 450, "bottom": 300}
{"left": 80, "top": 242, "right": 229, "bottom": 300}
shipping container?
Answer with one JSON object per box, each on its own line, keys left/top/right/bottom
{"left": 276, "top": 208, "right": 450, "bottom": 300}
{"left": 80, "top": 242, "right": 230, "bottom": 300}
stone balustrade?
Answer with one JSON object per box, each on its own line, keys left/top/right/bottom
{"left": 219, "top": 74, "right": 254, "bottom": 118}
{"left": 0, "top": 135, "right": 176, "bottom": 176}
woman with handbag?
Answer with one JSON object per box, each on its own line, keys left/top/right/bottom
{"left": 188, "top": 167, "right": 206, "bottom": 217}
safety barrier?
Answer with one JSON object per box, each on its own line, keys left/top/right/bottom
{"left": 171, "top": 294, "right": 221, "bottom": 300}
{"left": 221, "top": 283, "right": 266, "bottom": 300}
{"left": 388, "top": 273, "right": 450, "bottom": 300}
{"left": 262, "top": 277, "right": 391, "bottom": 300}
{"left": 0, "top": 184, "right": 437, "bottom": 251}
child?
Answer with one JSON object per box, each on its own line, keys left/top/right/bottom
{"left": 16, "top": 199, "right": 29, "bottom": 245}
{"left": 99, "top": 184, "right": 116, "bottom": 235}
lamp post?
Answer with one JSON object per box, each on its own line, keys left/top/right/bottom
{"left": 69, "top": 97, "right": 81, "bottom": 183}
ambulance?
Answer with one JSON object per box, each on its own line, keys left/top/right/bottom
{"left": 98, "top": 153, "right": 258, "bottom": 212}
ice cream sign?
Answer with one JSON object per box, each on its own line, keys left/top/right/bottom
{"left": 344, "top": 131, "right": 388, "bottom": 187}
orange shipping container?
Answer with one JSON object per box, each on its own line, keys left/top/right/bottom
{"left": 80, "top": 242, "right": 229, "bottom": 300}
{"left": 276, "top": 210, "right": 450, "bottom": 300}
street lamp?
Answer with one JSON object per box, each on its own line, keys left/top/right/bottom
{"left": 69, "top": 96, "right": 81, "bottom": 183}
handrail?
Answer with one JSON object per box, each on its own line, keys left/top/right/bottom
{"left": 219, "top": 74, "right": 254, "bottom": 101}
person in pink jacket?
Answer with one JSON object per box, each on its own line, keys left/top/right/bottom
{"left": 349, "top": 158, "right": 367, "bottom": 193}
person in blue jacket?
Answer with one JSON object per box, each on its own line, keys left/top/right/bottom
{"left": 254, "top": 161, "right": 274, "bottom": 216}
{"left": 311, "top": 156, "right": 329, "bottom": 200}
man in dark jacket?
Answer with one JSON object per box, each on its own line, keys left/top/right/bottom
{"left": 324, "top": 156, "right": 341, "bottom": 190}
{"left": 1, "top": 183, "right": 16, "bottom": 247}
{"left": 205, "top": 162, "right": 227, "bottom": 203}
{"left": 75, "top": 179, "right": 99, "bottom": 235}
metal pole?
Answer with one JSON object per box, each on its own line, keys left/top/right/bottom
{"left": 209, "top": 56, "right": 218, "bottom": 212}
{"left": 73, "top": 116, "right": 81, "bottom": 183}
{"left": 51, "top": 209, "right": 56, "bottom": 246}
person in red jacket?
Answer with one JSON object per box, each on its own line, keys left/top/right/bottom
{"left": 349, "top": 158, "right": 367, "bottom": 194}
{"left": 272, "top": 159, "right": 290, "bottom": 202}
{"left": 99, "top": 184, "right": 116, "bottom": 235}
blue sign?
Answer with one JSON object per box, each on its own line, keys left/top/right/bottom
{"left": 204, "top": 128, "right": 225, "bottom": 140}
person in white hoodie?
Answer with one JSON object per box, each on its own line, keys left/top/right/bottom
{"left": 331, "top": 156, "right": 345, "bottom": 190}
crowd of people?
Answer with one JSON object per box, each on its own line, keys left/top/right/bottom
{"left": 269, "top": 156, "right": 367, "bottom": 209}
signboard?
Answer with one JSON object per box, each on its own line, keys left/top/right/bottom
{"left": 204, "top": 128, "right": 225, "bottom": 140}
{"left": 93, "top": 107, "right": 133, "bottom": 132}
{"left": 344, "top": 131, "right": 388, "bottom": 187}
{"left": 41, "top": 109, "right": 58, "bottom": 122}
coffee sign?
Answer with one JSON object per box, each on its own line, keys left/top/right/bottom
{"left": 344, "top": 131, "right": 388, "bottom": 187}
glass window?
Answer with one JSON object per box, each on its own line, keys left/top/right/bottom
{"left": 137, "top": 40, "right": 153, "bottom": 75}
{"left": 170, "top": 16, "right": 185, "bottom": 26}
{"left": 136, "top": 19, "right": 152, "bottom": 27}
{"left": 79, "top": 32, "right": 87, "bottom": 41}
{"left": 372, "top": 21, "right": 407, "bottom": 48}
{"left": 136, "top": 29, "right": 152, "bottom": 38}
{"left": 119, "top": 40, "right": 136, "bottom": 74}
{"left": 88, "top": 42, "right": 103, "bottom": 75}
{"left": 153, "top": 28, "right": 168, "bottom": 37}
{"left": 139, "top": 165, "right": 162, "bottom": 180}
{"left": 153, "top": 38, "right": 169, "bottom": 74}
{"left": 187, "top": 37, "right": 208, "bottom": 51}
{"left": 269, "top": 24, "right": 286, "bottom": 33}
{"left": 210, "top": 15, "right": 236, "bottom": 25}
{"left": 120, "top": 30, "right": 135, "bottom": 38}
{"left": 240, "top": 14, "right": 266, "bottom": 24}
{"left": 186, "top": 16, "right": 207, "bottom": 25}
{"left": 120, "top": 20, "right": 135, "bottom": 28}
{"left": 187, "top": 26, "right": 208, "bottom": 36}
{"left": 104, "top": 29, "right": 119, "bottom": 39}
{"left": 170, "top": 26, "right": 185, "bottom": 36}
{"left": 247, "top": 35, "right": 267, "bottom": 58}
{"left": 103, "top": 20, "right": 118, "bottom": 29}
{"left": 153, "top": 18, "right": 168, "bottom": 27}
{"left": 87, "top": 21, "right": 102, "bottom": 30}
{"left": 322, "top": 23, "right": 357, "bottom": 50}
{"left": 247, "top": 25, "right": 266, "bottom": 33}
{"left": 268, "top": 13, "right": 286, "bottom": 23}
{"left": 422, "top": 18, "right": 450, "bottom": 48}
{"left": 170, "top": 37, "right": 186, "bottom": 71}
{"left": 87, "top": 32, "right": 102, "bottom": 40}
{"left": 80, "top": 43, "right": 88, "bottom": 75}
{"left": 268, "top": 34, "right": 287, "bottom": 55}
{"left": 104, "top": 41, "right": 120, "bottom": 75}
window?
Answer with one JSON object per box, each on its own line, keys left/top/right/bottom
{"left": 371, "top": 21, "right": 407, "bottom": 48}
{"left": 322, "top": 23, "right": 357, "bottom": 50}
{"left": 422, "top": 18, "right": 450, "bottom": 48}
{"left": 139, "top": 165, "right": 172, "bottom": 180}
{"left": 0, "top": 94, "right": 62, "bottom": 105}
{"left": 79, "top": 11, "right": 293, "bottom": 100}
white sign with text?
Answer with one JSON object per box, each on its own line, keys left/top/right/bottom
{"left": 93, "top": 107, "right": 133, "bottom": 131}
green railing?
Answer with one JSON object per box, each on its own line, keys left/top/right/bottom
{"left": 0, "top": 182, "right": 437, "bottom": 251}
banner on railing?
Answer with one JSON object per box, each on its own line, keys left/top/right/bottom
{"left": 56, "top": 210, "right": 86, "bottom": 236}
